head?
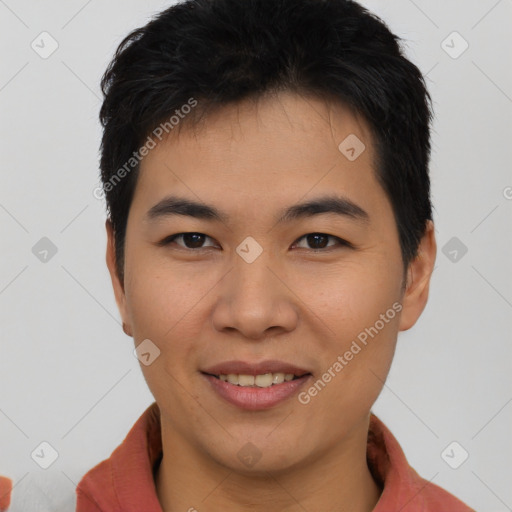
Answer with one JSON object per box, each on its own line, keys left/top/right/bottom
{"left": 101, "top": 0, "right": 436, "bottom": 475}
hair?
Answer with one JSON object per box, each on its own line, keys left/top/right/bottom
{"left": 99, "top": 0, "right": 434, "bottom": 286}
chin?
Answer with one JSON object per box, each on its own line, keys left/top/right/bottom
{"left": 204, "top": 435, "right": 311, "bottom": 476}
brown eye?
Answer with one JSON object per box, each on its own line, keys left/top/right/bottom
{"left": 293, "top": 233, "right": 351, "bottom": 250}
{"left": 159, "top": 232, "right": 217, "bottom": 249}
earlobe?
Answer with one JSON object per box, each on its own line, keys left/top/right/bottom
{"left": 105, "top": 219, "right": 133, "bottom": 337}
{"left": 122, "top": 322, "right": 133, "bottom": 337}
{"left": 398, "top": 220, "right": 437, "bottom": 332}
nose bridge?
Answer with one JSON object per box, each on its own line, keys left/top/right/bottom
{"left": 232, "top": 247, "right": 280, "bottom": 313}
{"left": 212, "top": 247, "right": 298, "bottom": 339}
{"left": 234, "top": 252, "right": 275, "bottom": 302}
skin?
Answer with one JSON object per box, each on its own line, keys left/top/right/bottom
{"left": 106, "top": 90, "right": 436, "bottom": 512}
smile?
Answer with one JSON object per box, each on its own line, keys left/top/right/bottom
{"left": 202, "top": 371, "right": 312, "bottom": 410}
{"left": 214, "top": 372, "right": 301, "bottom": 388}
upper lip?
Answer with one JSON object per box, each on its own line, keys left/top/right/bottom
{"left": 202, "top": 360, "right": 311, "bottom": 377}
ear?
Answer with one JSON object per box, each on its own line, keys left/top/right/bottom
{"left": 105, "top": 219, "right": 133, "bottom": 337}
{"left": 398, "top": 220, "right": 437, "bottom": 332}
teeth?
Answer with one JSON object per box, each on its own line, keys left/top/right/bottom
{"left": 272, "top": 373, "right": 285, "bottom": 384}
{"left": 227, "top": 374, "right": 239, "bottom": 385}
{"left": 238, "top": 374, "right": 255, "bottom": 386}
{"left": 255, "top": 373, "right": 273, "bottom": 387}
{"left": 217, "top": 372, "right": 303, "bottom": 387}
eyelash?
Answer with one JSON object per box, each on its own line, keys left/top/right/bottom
{"left": 157, "top": 232, "right": 354, "bottom": 252}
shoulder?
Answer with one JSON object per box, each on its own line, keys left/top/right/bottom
{"left": 0, "top": 476, "right": 12, "bottom": 512}
{"left": 406, "top": 469, "right": 476, "bottom": 512}
{"left": 75, "top": 402, "right": 161, "bottom": 512}
{"left": 76, "top": 456, "right": 119, "bottom": 511}
{"left": 368, "top": 414, "right": 476, "bottom": 512}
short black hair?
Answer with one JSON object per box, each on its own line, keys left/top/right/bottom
{"left": 99, "top": 0, "right": 434, "bottom": 285}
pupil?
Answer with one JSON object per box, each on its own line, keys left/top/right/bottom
{"left": 184, "top": 233, "right": 204, "bottom": 248}
{"left": 308, "top": 233, "right": 327, "bottom": 249}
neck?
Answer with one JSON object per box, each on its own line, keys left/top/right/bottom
{"left": 155, "top": 415, "right": 381, "bottom": 512}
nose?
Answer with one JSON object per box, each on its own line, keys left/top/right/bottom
{"left": 211, "top": 253, "right": 299, "bottom": 341}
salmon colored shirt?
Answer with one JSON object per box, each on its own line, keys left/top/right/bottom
{"left": 0, "top": 476, "right": 11, "bottom": 512}
{"left": 75, "top": 402, "right": 475, "bottom": 512}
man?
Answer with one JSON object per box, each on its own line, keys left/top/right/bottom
{"left": 76, "top": 0, "right": 475, "bottom": 510}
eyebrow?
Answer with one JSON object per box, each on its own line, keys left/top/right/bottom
{"left": 145, "top": 194, "right": 370, "bottom": 225}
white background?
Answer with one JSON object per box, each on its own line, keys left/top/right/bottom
{"left": 0, "top": 1, "right": 511, "bottom": 510}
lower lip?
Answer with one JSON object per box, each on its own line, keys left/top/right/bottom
{"left": 202, "top": 373, "right": 312, "bottom": 411}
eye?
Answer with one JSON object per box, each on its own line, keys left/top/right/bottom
{"left": 292, "top": 233, "right": 352, "bottom": 251}
{"left": 158, "top": 232, "right": 218, "bottom": 250}
{"left": 158, "top": 232, "right": 352, "bottom": 251}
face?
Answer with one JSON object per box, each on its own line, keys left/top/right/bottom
{"left": 106, "top": 91, "right": 436, "bottom": 475}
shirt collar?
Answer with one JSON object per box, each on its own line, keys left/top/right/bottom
{"left": 76, "top": 401, "right": 469, "bottom": 511}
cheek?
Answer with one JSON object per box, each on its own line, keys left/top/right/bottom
{"left": 123, "top": 250, "right": 216, "bottom": 379}
{"left": 124, "top": 265, "right": 205, "bottom": 409}
{"left": 124, "top": 246, "right": 204, "bottom": 335}
{"left": 307, "top": 255, "right": 402, "bottom": 337}
{"left": 306, "top": 254, "right": 402, "bottom": 402}
{"left": 301, "top": 269, "right": 401, "bottom": 426}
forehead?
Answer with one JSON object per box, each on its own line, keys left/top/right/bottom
{"left": 131, "top": 91, "right": 386, "bottom": 222}
{"left": 144, "top": 91, "right": 375, "bottom": 165}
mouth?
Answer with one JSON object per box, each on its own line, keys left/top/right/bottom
{"left": 200, "top": 360, "right": 312, "bottom": 410}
